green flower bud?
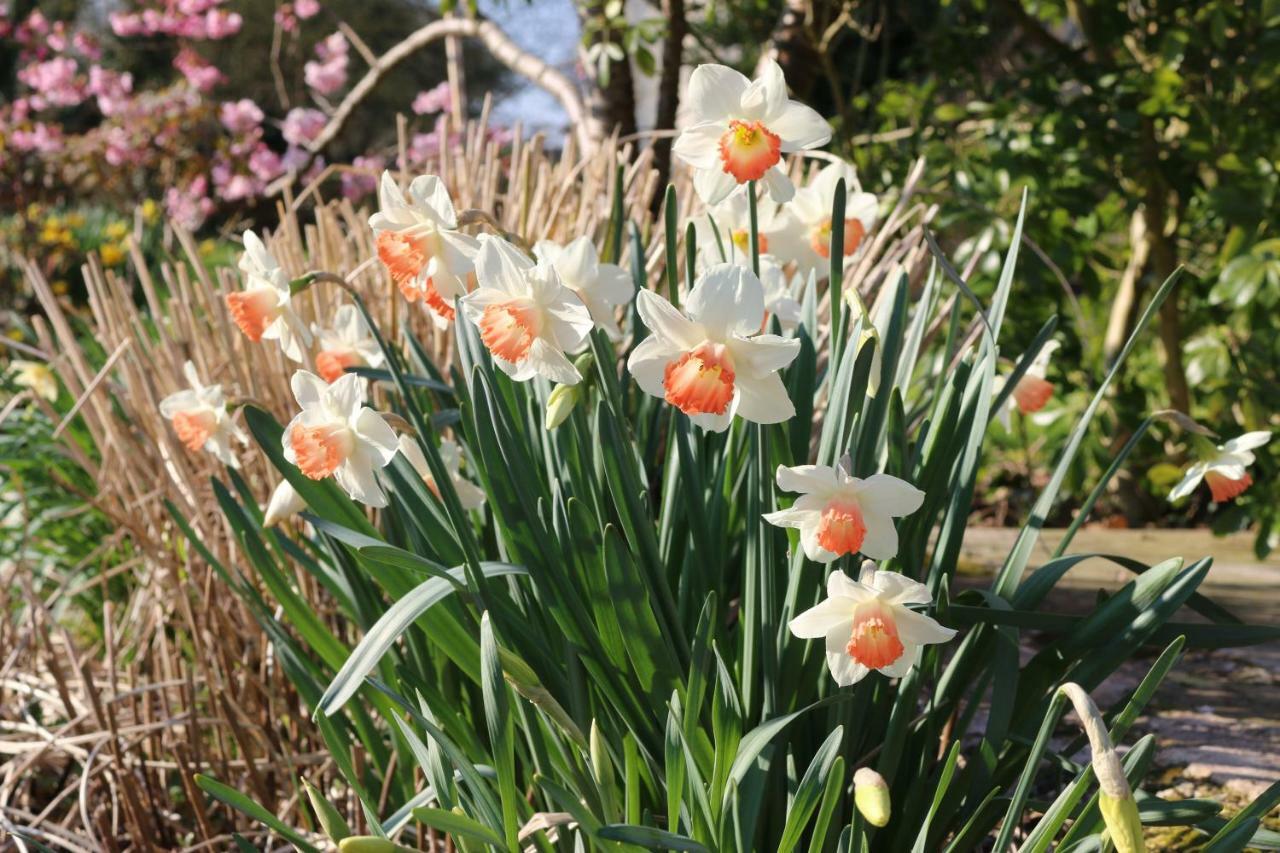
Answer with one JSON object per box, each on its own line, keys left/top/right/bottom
{"left": 301, "top": 776, "right": 351, "bottom": 841}
{"left": 1058, "top": 683, "right": 1145, "bottom": 853}
{"left": 853, "top": 767, "right": 891, "bottom": 828}
{"left": 545, "top": 384, "right": 580, "bottom": 430}
{"left": 1100, "top": 791, "right": 1146, "bottom": 853}
{"left": 337, "top": 837, "right": 399, "bottom": 853}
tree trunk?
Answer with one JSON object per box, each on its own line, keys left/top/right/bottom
{"left": 579, "top": 2, "right": 638, "bottom": 139}
{"left": 650, "top": 0, "right": 685, "bottom": 209}
{"left": 1139, "top": 118, "right": 1191, "bottom": 414}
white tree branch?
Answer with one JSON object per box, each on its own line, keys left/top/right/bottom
{"left": 306, "top": 16, "right": 595, "bottom": 161}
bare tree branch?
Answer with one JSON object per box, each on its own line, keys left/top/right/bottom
{"left": 270, "top": 15, "right": 596, "bottom": 195}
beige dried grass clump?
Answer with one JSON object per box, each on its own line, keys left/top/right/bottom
{"left": 2, "top": 126, "right": 938, "bottom": 848}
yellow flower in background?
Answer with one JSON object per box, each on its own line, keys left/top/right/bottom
{"left": 141, "top": 199, "right": 159, "bottom": 224}
{"left": 52, "top": 281, "right": 69, "bottom": 296}
{"left": 105, "top": 221, "right": 129, "bottom": 241}
{"left": 8, "top": 360, "right": 59, "bottom": 402}
{"left": 199, "top": 239, "right": 216, "bottom": 257}
{"left": 100, "top": 244, "right": 125, "bottom": 267}
{"left": 66, "top": 212, "right": 85, "bottom": 228}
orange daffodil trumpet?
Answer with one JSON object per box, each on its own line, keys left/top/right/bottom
{"left": 369, "top": 171, "right": 479, "bottom": 328}
{"left": 532, "top": 237, "right": 634, "bottom": 340}
{"left": 397, "top": 434, "right": 487, "bottom": 510}
{"left": 460, "top": 235, "right": 595, "bottom": 384}
{"left": 628, "top": 263, "right": 801, "bottom": 432}
{"left": 159, "top": 360, "right": 248, "bottom": 466}
{"left": 692, "top": 189, "right": 791, "bottom": 267}
{"left": 282, "top": 371, "right": 398, "bottom": 507}
{"left": 673, "top": 60, "right": 832, "bottom": 205}
{"left": 226, "top": 231, "right": 311, "bottom": 361}
{"left": 997, "top": 339, "right": 1060, "bottom": 430}
{"left": 789, "top": 560, "right": 956, "bottom": 686}
{"left": 1169, "top": 431, "right": 1272, "bottom": 503}
{"left": 765, "top": 462, "right": 924, "bottom": 562}
{"left": 311, "top": 304, "right": 384, "bottom": 383}
{"left": 772, "top": 161, "right": 878, "bottom": 281}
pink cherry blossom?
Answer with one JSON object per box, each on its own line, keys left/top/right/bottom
{"left": 219, "top": 98, "right": 265, "bottom": 134}
{"left": 281, "top": 107, "right": 326, "bottom": 147}
{"left": 295, "top": 0, "right": 321, "bottom": 18}
{"left": 173, "top": 47, "right": 224, "bottom": 92}
{"left": 412, "top": 82, "right": 452, "bottom": 116}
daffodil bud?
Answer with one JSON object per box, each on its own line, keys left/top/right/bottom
{"left": 589, "top": 718, "right": 613, "bottom": 787}
{"left": 301, "top": 776, "right": 351, "bottom": 841}
{"left": 263, "top": 479, "right": 306, "bottom": 527}
{"left": 337, "top": 837, "right": 399, "bottom": 853}
{"left": 1058, "top": 683, "right": 1145, "bottom": 853}
{"left": 853, "top": 767, "right": 891, "bottom": 827}
{"left": 545, "top": 384, "right": 580, "bottom": 430}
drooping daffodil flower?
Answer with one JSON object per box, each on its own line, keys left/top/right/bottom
{"left": 1169, "top": 431, "right": 1271, "bottom": 503}
{"left": 369, "top": 171, "right": 479, "bottom": 328}
{"left": 788, "top": 560, "right": 956, "bottom": 686}
{"left": 996, "top": 339, "right": 1060, "bottom": 430}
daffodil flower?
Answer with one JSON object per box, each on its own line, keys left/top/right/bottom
{"left": 282, "top": 371, "right": 399, "bottom": 507}
{"left": 627, "top": 263, "right": 801, "bottom": 432}
{"left": 764, "top": 463, "right": 923, "bottom": 561}
{"left": 369, "top": 171, "right": 479, "bottom": 328}
{"left": 311, "top": 304, "right": 385, "bottom": 383}
{"left": 996, "top": 340, "right": 1060, "bottom": 430}
{"left": 673, "top": 60, "right": 831, "bottom": 205}
{"left": 770, "top": 160, "right": 878, "bottom": 280}
{"left": 533, "top": 237, "right": 634, "bottom": 339}
{"left": 460, "top": 235, "right": 594, "bottom": 385}
{"left": 159, "top": 360, "right": 247, "bottom": 467}
{"left": 1169, "top": 431, "right": 1271, "bottom": 503}
{"left": 226, "top": 230, "right": 312, "bottom": 362}
{"left": 263, "top": 479, "right": 306, "bottom": 527}
{"left": 8, "top": 359, "right": 58, "bottom": 402}
{"left": 789, "top": 561, "right": 956, "bottom": 686}
{"left": 397, "top": 434, "right": 486, "bottom": 510}
{"left": 692, "top": 189, "right": 794, "bottom": 267}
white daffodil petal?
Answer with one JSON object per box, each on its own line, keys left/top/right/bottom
{"left": 1223, "top": 431, "right": 1272, "bottom": 453}
{"left": 773, "top": 102, "right": 833, "bottom": 150}
{"left": 687, "top": 64, "right": 750, "bottom": 122}
{"left": 1168, "top": 464, "right": 1205, "bottom": 501}
{"left": 826, "top": 651, "right": 870, "bottom": 687}
{"left": 354, "top": 408, "right": 399, "bottom": 464}
{"left": 686, "top": 263, "right": 764, "bottom": 338}
{"left": 761, "top": 166, "right": 796, "bottom": 203}
{"left": 857, "top": 511, "right": 899, "bottom": 560}
{"left": 894, "top": 607, "right": 958, "bottom": 646}
{"left": 694, "top": 166, "right": 739, "bottom": 206}
{"left": 627, "top": 335, "right": 682, "bottom": 400}
{"left": 635, "top": 290, "right": 702, "bottom": 349}
{"left": 789, "top": 597, "right": 854, "bottom": 638}
{"left": 734, "top": 371, "right": 795, "bottom": 424}
{"left": 858, "top": 473, "right": 925, "bottom": 517}
{"left": 776, "top": 464, "right": 840, "bottom": 495}
{"left": 731, "top": 333, "right": 801, "bottom": 376}
{"left": 869, "top": 569, "right": 933, "bottom": 606}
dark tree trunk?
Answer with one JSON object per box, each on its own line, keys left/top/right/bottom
{"left": 580, "top": 2, "right": 638, "bottom": 139}
{"left": 650, "top": 0, "right": 685, "bottom": 208}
